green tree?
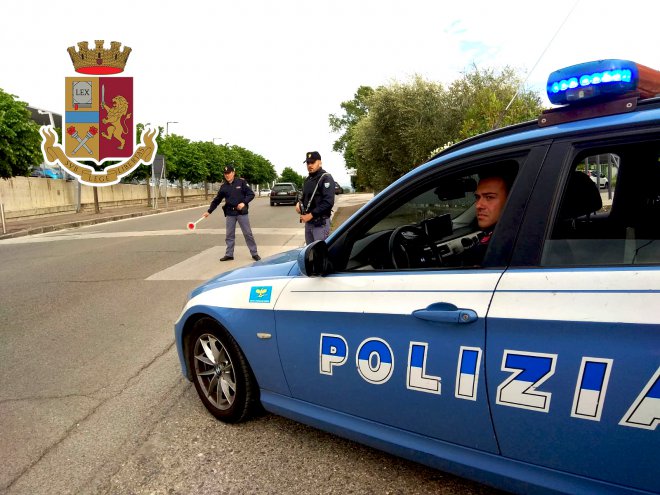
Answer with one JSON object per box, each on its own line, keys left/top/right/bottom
{"left": 206, "top": 143, "right": 232, "bottom": 184}
{"left": 444, "top": 65, "right": 544, "bottom": 141}
{"left": 160, "top": 134, "right": 206, "bottom": 202}
{"left": 248, "top": 152, "right": 277, "bottom": 187}
{"left": 194, "top": 141, "right": 225, "bottom": 197}
{"left": 122, "top": 124, "right": 166, "bottom": 204}
{"left": 329, "top": 85, "right": 374, "bottom": 176}
{"left": 342, "top": 67, "right": 544, "bottom": 191}
{"left": 279, "top": 167, "right": 304, "bottom": 189}
{"left": 352, "top": 76, "right": 450, "bottom": 190}
{"left": 229, "top": 145, "right": 277, "bottom": 187}
{"left": 0, "top": 88, "right": 43, "bottom": 179}
{"left": 123, "top": 123, "right": 165, "bottom": 177}
{"left": 121, "top": 125, "right": 278, "bottom": 201}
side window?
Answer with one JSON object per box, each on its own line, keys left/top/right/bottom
{"left": 542, "top": 140, "right": 660, "bottom": 266}
{"left": 339, "top": 159, "right": 519, "bottom": 271}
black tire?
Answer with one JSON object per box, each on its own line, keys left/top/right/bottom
{"left": 270, "top": 202, "right": 275, "bottom": 206}
{"left": 187, "top": 317, "right": 258, "bottom": 423}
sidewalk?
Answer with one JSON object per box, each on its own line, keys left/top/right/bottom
{"left": 0, "top": 194, "right": 371, "bottom": 241}
{"left": 0, "top": 201, "right": 208, "bottom": 240}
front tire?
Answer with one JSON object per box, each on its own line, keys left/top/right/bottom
{"left": 187, "top": 317, "right": 258, "bottom": 423}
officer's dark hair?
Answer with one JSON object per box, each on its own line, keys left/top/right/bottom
{"left": 478, "top": 161, "right": 518, "bottom": 194}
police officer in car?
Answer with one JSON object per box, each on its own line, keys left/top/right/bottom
{"left": 203, "top": 164, "right": 261, "bottom": 262}
{"left": 296, "top": 151, "right": 336, "bottom": 244}
{"left": 462, "top": 173, "right": 510, "bottom": 266}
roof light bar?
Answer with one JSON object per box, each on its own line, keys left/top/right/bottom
{"left": 547, "top": 59, "right": 660, "bottom": 105}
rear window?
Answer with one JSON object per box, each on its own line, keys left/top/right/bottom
{"left": 273, "top": 184, "right": 295, "bottom": 192}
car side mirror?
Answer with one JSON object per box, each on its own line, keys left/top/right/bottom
{"left": 298, "top": 240, "right": 331, "bottom": 276}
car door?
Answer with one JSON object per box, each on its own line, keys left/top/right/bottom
{"left": 487, "top": 133, "right": 660, "bottom": 493}
{"left": 274, "top": 148, "right": 542, "bottom": 451}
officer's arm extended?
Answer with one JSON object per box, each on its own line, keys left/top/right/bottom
{"left": 207, "top": 189, "right": 226, "bottom": 215}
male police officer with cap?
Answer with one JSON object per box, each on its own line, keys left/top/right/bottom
{"left": 296, "top": 151, "right": 335, "bottom": 244}
{"left": 203, "top": 164, "right": 261, "bottom": 261}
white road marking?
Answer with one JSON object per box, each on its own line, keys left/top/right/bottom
{"left": 147, "top": 229, "right": 305, "bottom": 280}
{"left": 146, "top": 243, "right": 302, "bottom": 281}
{"left": 0, "top": 228, "right": 303, "bottom": 244}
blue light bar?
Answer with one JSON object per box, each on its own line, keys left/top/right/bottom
{"left": 547, "top": 59, "right": 639, "bottom": 105}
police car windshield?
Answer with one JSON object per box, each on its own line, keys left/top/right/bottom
{"left": 367, "top": 175, "right": 478, "bottom": 235}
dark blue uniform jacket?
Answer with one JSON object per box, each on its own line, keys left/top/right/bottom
{"left": 301, "top": 168, "right": 335, "bottom": 221}
{"left": 208, "top": 178, "right": 255, "bottom": 217}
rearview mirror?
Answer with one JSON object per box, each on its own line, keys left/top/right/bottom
{"left": 434, "top": 178, "right": 477, "bottom": 201}
{"left": 298, "top": 240, "right": 331, "bottom": 276}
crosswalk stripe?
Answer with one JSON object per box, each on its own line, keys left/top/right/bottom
{"left": 146, "top": 243, "right": 304, "bottom": 281}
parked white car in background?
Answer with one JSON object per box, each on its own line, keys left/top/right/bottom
{"left": 589, "top": 171, "right": 609, "bottom": 188}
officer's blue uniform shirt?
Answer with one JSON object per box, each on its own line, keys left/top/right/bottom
{"left": 208, "top": 178, "right": 255, "bottom": 216}
{"left": 302, "top": 168, "right": 335, "bottom": 219}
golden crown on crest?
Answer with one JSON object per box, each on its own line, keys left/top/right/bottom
{"left": 67, "top": 40, "right": 132, "bottom": 75}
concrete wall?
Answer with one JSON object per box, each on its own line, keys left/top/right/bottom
{"left": 0, "top": 177, "right": 209, "bottom": 219}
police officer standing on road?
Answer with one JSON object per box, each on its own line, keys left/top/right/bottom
{"left": 296, "top": 151, "right": 335, "bottom": 244}
{"left": 203, "top": 164, "right": 261, "bottom": 262}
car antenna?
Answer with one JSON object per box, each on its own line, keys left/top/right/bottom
{"left": 493, "top": 0, "right": 581, "bottom": 130}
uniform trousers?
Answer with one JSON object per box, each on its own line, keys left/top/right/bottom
{"left": 304, "top": 218, "right": 330, "bottom": 244}
{"left": 225, "top": 214, "right": 258, "bottom": 257}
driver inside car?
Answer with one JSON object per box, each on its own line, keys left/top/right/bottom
{"left": 462, "top": 174, "right": 510, "bottom": 266}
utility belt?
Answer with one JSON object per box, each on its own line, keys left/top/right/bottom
{"left": 222, "top": 203, "right": 248, "bottom": 216}
{"left": 311, "top": 215, "right": 329, "bottom": 227}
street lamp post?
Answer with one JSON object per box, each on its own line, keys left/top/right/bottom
{"left": 166, "top": 121, "right": 179, "bottom": 136}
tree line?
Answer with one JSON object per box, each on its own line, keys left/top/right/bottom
{"left": 0, "top": 87, "right": 279, "bottom": 188}
{"left": 130, "top": 126, "right": 278, "bottom": 190}
{"left": 329, "top": 66, "right": 545, "bottom": 191}
{"left": 3, "top": 64, "right": 545, "bottom": 192}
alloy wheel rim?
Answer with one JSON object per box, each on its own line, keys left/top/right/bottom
{"left": 193, "top": 334, "right": 237, "bottom": 410}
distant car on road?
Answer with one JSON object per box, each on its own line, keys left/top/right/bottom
{"left": 270, "top": 183, "right": 299, "bottom": 206}
{"left": 259, "top": 188, "right": 271, "bottom": 197}
{"left": 334, "top": 183, "right": 343, "bottom": 194}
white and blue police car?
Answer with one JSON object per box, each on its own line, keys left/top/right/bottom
{"left": 175, "top": 59, "right": 660, "bottom": 495}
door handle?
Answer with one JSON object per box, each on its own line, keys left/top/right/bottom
{"left": 412, "top": 302, "right": 478, "bottom": 324}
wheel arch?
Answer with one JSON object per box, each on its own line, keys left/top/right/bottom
{"left": 180, "top": 312, "right": 208, "bottom": 381}
{"left": 180, "top": 312, "right": 260, "bottom": 394}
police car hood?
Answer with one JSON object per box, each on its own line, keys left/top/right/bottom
{"left": 189, "top": 248, "right": 301, "bottom": 298}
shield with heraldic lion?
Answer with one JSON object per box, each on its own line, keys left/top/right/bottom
{"left": 40, "top": 40, "right": 158, "bottom": 186}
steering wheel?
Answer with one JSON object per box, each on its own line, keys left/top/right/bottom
{"left": 388, "top": 225, "right": 440, "bottom": 269}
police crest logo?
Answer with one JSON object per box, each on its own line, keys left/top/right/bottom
{"left": 40, "top": 40, "right": 159, "bottom": 186}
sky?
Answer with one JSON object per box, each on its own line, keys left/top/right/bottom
{"left": 2, "top": 0, "right": 659, "bottom": 187}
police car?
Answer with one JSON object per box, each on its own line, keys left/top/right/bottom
{"left": 175, "top": 60, "right": 659, "bottom": 495}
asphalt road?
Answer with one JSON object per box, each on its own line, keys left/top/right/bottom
{"left": 0, "top": 195, "right": 503, "bottom": 495}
